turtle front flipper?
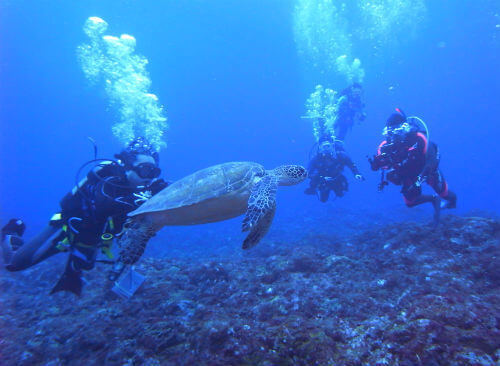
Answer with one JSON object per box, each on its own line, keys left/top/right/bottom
{"left": 242, "top": 207, "right": 275, "bottom": 249}
{"left": 242, "top": 175, "right": 278, "bottom": 249}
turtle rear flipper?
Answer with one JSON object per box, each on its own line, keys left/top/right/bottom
{"left": 242, "top": 175, "right": 278, "bottom": 249}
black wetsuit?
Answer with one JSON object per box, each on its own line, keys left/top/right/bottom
{"left": 307, "top": 151, "right": 360, "bottom": 202}
{"left": 370, "top": 132, "right": 456, "bottom": 208}
{"left": 2, "top": 163, "right": 167, "bottom": 294}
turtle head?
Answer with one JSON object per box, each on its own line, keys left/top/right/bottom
{"left": 271, "top": 165, "right": 307, "bottom": 186}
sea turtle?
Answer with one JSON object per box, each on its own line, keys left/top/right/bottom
{"left": 116, "top": 162, "right": 307, "bottom": 266}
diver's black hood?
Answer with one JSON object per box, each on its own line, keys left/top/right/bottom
{"left": 386, "top": 109, "right": 407, "bottom": 127}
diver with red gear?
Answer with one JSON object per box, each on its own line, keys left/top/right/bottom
{"left": 369, "top": 109, "right": 457, "bottom": 224}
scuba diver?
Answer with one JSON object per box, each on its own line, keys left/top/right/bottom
{"left": 305, "top": 136, "right": 364, "bottom": 202}
{"left": 1, "top": 137, "right": 168, "bottom": 296}
{"left": 334, "top": 82, "right": 366, "bottom": 141}
{"left": 368, "top": 109, "right": 457, "bottom": 224}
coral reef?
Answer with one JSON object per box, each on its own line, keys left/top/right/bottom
{"left": 1, "top": 216, "right": 499, "bottom": 365}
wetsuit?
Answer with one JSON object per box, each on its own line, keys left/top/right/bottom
{"left": 307, "top": 151, "right": 360, "bottom": 202}
{"left": 1, "top": 163, "right": 167, "bottom": 294}
{"left": 370, "top": 132, "right": 456, "bottom": 208}
{"left": 334, "top": 85, "right": 366, "bottom": 140}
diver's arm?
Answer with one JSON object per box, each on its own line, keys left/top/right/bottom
{"left": 149, "top": 178, "right": 169, "bottom": 195}
{"left": 342, "top": 152, "right": 361, "bottom": 176}
{"left": 420, "top": 142, "right": 439, "bottom": 179}
{"left": 398, "top": 134, "right": 426, "bottom": 172}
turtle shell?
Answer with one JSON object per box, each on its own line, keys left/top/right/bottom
{"left": 129, "top": 162, "right": 265, "bottom": 217}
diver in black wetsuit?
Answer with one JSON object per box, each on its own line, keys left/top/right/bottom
{"left": 1, "top": 137, "right": 168, "bottom": 295}
{"left": 334, "top": 82, "right": 366, "bottom": 141}
{"left": 369, "top": 109, "right": 457, "bottom": 224}
{"left": 305, "top": 138, "right": 364, "bottom": 202}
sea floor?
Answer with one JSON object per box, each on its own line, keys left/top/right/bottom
{"left": 1, "top": 215, "right": 499, "bottom": 365}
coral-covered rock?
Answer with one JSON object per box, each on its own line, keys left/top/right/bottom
{"left": 0, "top": 215, "right": 499, "bottom": 365}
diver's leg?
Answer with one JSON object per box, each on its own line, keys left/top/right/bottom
{"left": 428, "top": 169, "right": 457, "bottom": 209}
{"left": 332, "top": 175, "right": 348, "bottom": 197}
{"left": 406, "top": 194, "right": 439, "bottom": 207}
{"left": 403, "top": 183, "right": 441, "bottom": 224}
{"left": 2, "top": 225, "right": 61, "bottom": 271}
{"left": 319, "top": 186, "right": 330, "bottom": 202}
{"left": 441, "top": 190, "right": 457, "bottom": 209}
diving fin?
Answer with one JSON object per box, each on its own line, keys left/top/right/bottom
{"left": 50, "top": 258, "right": 83, "bottom": 296}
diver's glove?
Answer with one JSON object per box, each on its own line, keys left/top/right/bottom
{"left": 148, "top": 178, "right": 169, "bottom": 194}
{"left": 378, "top": 180, "right": 389, "bottom": 192}
{"left": 368, "top": 155, "right": 383, "bottom": 171}
{"left": 1, "top": 219, "right": 26, "bottom": 241}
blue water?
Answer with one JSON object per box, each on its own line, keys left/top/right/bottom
{"left": 0, "top": 0, "right": 499, "bottom": 247}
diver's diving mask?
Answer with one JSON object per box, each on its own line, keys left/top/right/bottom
{"left": 132, "top": 162, "right": 161, "bottom": 179}
{"left": 319, "top": 142, "right": 335, "bottom": 156}
{"left": 382, "top": 122, "right": 411, "bottom": 140}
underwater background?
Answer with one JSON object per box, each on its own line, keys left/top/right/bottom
{"left": 1, "top": 1, "right": 500, "bottom": 365}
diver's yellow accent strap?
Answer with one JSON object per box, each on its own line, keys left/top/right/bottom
{"left": 50, "top": 213, "right": 62, "bottom": 222}
{"left": 101, "top": 233, "right": 113, "bottom": 241}
{"left": 54, "top": 215, "right": 116, "bottom": 259}
{"left": 55, "top": 237, "right": 71, "bottom": 252}
{"left": 49, "top": 213, "right": 64, "bottom": 228}
{"left": 100, "top": 232, "right": 114, "bottom": 259}
{"left": 107, "top": 217, "right": 115, "bottom": 231}
{"left": 101, "top": 246, "right": 114, "bottom": 259}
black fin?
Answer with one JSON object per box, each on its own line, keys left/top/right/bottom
{"left": 50, "top": 259, "right": 83, "bottom": 296}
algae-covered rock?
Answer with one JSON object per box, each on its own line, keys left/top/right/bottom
{"left": 1, "top": 216, "right": 499, "bottom": 365}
